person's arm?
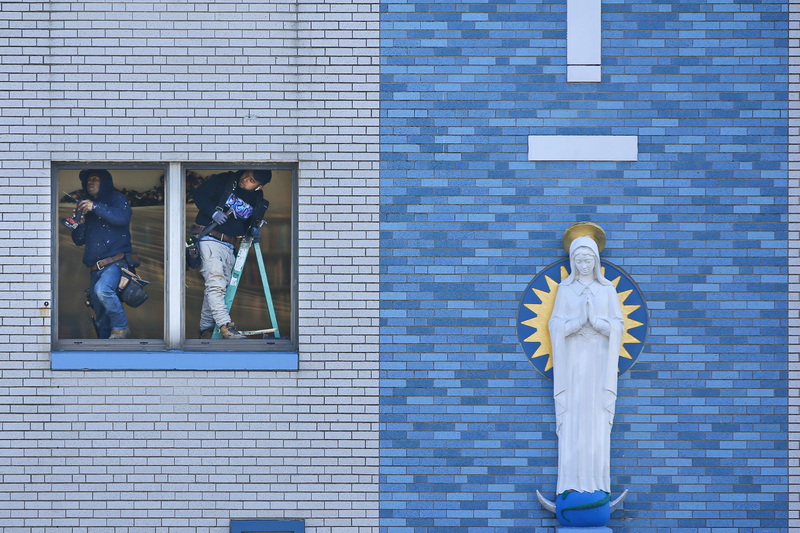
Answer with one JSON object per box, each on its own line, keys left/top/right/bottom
{"left": 91, "top": 193, "right": 132, "bottom": 227}
{"left": 549, "top": 287, "right": 582, "bottom": 337}
{"left": 588, "top": 296, "right": 611, "bottom": 335}
{"left": 245, "top": 195, "right": 269, "bottom": 240}
{"left": 193, "top": 175, "right": 233, "bottom": 217}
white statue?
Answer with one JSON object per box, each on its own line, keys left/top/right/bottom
{"left": 548, "top": 234, "right": 624, "bottom": 494}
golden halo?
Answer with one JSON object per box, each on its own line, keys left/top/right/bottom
{"left": 562, "top": 222, "right": 606, "bottom": 252}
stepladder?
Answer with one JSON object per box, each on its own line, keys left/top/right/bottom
{"left": 211, "top": 234, "right": 281, "bottom": 339}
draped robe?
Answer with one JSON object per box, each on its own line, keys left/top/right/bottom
{"left": 548, "top": 246, "right": 624, "bottom": 494}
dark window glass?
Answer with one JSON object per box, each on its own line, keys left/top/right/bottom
{"left": 184, "top": 167, "right": 293, "bottom": 346}
{"left": 56, "top": 166, "right": 165, "bottom": 344}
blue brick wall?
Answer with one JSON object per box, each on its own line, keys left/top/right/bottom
{"left": 380, "top": 0, "right": 788, "bottom": 531}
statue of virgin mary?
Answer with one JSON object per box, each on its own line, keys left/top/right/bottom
{"left": 548, "top": 233, "right": 624, "bottom": 495}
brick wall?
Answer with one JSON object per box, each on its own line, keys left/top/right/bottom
{"left": 380, "top": 0, "right": 789, "bottom": 531}
{"left": 790, "top": 0, "right": 800, "bottom": 527}
{"left": 0, "top": 0, "right": 792, "bottom": 531}
{"left": 0, "top": 1, "right": 379, "bottom": 531}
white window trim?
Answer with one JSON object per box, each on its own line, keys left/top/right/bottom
{"left": 166, "top": 162, "right": 185, "bottom": 350}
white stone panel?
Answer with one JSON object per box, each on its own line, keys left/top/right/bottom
{"left": 528, "top": 135, "right": 639, "bottom": 161}
{"left": 567, "top": 65, "right": 602, "bottom": 83}
{"left": 567, "top": 0, "right": 602, "bottom": 82}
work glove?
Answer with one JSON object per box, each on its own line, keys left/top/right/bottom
{"left": 211, "top": 210, "right": 228, "bottom": 225}
{"left": 246, "top": 221, "right": 262, "bottom": 243}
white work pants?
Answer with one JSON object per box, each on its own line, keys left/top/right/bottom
{"left": 198, "top": 239, "right": 235, "bottom": 330}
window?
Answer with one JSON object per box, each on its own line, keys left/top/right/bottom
{"left": 52, "top": 162, "right": 297, "bottom": 370}
{"left": 55, "top": 165, "right": 167, "bottom": 343}
{"left": 230, "top": 520, "right": 304, "bottom": 533}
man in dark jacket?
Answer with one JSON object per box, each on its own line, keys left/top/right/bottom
{"left": 70, "top": 169, "right": 133, "bottom": 339}
{"left": 192, "top": 169, "right": 271, "bottom": 339}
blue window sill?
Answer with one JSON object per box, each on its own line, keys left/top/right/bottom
{"left": 231, "top": 519, "right": 304, "bottom": 533}
{"left": 51, "top": 350, "right": 298, "bottom": 371}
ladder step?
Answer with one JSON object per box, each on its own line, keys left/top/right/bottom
{"left": 239, "top": 328, "right": 278, "bottom": 336}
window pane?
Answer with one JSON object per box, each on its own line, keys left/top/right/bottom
{"left": 57, "top": 167, "right": 165, "bottom": 341}
{"left": 184, "top": 168, "right": 293, "bottom": 344}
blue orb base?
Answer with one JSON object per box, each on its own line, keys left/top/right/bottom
{"left": 555, "top": 490, "right": 611, "bottom": 527}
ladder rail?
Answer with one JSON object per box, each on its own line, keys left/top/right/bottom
{"left": 210, "top": 232, "right": 279, "bottom": 339}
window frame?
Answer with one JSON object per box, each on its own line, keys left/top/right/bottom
{"left": 50, "top": 161, "right": 299, "bottom": 371}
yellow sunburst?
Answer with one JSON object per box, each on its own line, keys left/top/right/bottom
{"left": 609, "top": 275, "right": 644, "bottom": 360}
{"left": 520, "top": 266, "right": 643, "bottom": 372}
{"left": 520, "top": 265, "right": 568, "bottom": 372}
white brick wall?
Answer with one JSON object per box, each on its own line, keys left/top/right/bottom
{"left": 0, "top": 1, "right": 379, "bottom": 531}
{"left": 791, "top": 0, "right": 800, "bottom": 528}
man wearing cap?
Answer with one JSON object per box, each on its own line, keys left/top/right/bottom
{"left": 70, "top": 169, "right": 133, "bottom": 339}
{"left": 191, "top": 169, "right": 271, "bottom": 339}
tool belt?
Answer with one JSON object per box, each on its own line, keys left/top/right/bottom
{"left": 117, "top": 267, "right": 149, "bottom": 307}
{"left": 190, "top": 224, "right": 241, "bottom": 246}
{"left": 89, "top": 252, "right": 140, "bottom": 272}
{"left": 90, "top": 252, "right": 125, "bottom": 271}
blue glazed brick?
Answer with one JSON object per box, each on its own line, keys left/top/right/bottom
{"left": 380, "top": 0, "right": 788, "bottom": 530}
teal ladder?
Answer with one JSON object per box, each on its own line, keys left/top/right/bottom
{"left": 211, "top": 231, "right": 281, "bottom": 339}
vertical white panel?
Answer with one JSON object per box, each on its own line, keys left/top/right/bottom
{"left": 567, "top": 0, "right": 602, "bottom": 82}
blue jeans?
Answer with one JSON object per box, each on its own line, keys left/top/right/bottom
{"left": 89, "top": 263, "right": 128, "bottom": 339}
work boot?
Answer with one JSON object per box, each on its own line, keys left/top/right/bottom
{"left": 109, "top": 327, "right": 130, "bottom": 339}
{"left": 199, "top": 327, "right": 213, "bottom": 339}
{"left": 220, "top": 322, "right": 245, "bottom": 339}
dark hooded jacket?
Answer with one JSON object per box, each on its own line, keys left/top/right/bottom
{"left": 71, "top": 169, "right": 133, "bottom": 267}
{"left": 193, "top": 171, "right": 265, "bottom": 238}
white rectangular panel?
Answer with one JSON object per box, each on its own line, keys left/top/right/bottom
{"left": 567, "top": 0, "right": 602, "bottom": 65}
{"left": 528, "top": 135, "right": 639, "bottom": 161}
{"left": 567, "top": 65, "right": 602, "bottom": 83}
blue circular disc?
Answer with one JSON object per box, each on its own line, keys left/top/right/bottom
{"left": 517, "top": 259, "right": 648, "bottom": 380}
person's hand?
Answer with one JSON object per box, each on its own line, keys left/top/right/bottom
{"left": 246, "top": 220, "right": 262, "bottom": 242}
{"left": 77, "top": 199, "right": 95, "bottom": 214}
{"left": 212, "top": 210, "right": 228, "bottom": 225}
{"left": 587, "top": 298, "right": 596, "bottom": 327}
{"left": 579, "top": 296, "right": 589, "bottom": 326}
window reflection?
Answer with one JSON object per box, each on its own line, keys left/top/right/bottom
{"left": 57, "top": 168, "right": 165, "bottom": 341}
{"left": 184, "top": 168, "right": 292, "bottom": 342}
